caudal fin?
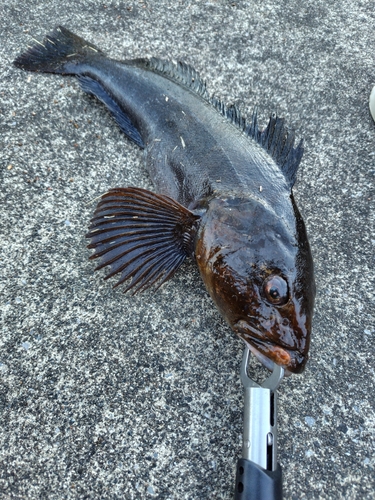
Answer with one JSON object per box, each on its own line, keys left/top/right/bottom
{"left": 13, "top": 26, "right": 103, "bottom": 74}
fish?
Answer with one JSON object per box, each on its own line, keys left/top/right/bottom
{"left": 14, "top": 26, "right": 315, "bottom": 374}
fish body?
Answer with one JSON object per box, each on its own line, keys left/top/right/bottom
{"left": 14, "top": 27, "right": 315, "bottom": 374}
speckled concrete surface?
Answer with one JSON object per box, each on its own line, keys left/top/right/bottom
{"left": 1, "top": 1, "right": 374, "bottom": 499}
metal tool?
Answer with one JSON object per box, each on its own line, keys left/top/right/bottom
{"left": 234, "top": 347, "right": 284, "bottom": 500}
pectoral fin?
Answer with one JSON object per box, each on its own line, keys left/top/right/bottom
{"left": 86, "top": 187, "right": 200, "bottom": 293}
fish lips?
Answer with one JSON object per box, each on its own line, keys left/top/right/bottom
{"left": 233, "top": 320, "right": 307, "bottom": 374}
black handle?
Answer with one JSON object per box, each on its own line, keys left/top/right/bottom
{"left": 234, "top": 458, "right": 282, "bottom": 500}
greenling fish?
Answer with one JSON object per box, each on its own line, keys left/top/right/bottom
{"left": 14, "top": 26, "right": 315, "bottom": 374}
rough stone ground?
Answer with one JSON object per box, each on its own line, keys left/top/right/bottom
{"left": 1, "top": 1, "right": 374, "bottom": 499}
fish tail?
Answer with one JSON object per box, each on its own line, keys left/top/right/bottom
{"left": 13, "top": 26, "right": 104, "bottom": 74}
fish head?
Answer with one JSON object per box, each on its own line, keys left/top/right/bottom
{"left": 195, "top": 195, "right": 315, "bottom": 374}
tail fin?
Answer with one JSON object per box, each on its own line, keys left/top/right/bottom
{"left": 13, "top": 26, "right": 103, "bottom": 74}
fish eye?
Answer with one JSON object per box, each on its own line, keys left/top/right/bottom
{"left": 263, "top": 275, "right": 289, "bottom": 306}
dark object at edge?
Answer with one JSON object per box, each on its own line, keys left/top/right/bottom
{"left": 235, "top": 459, "right": 282, "bottom": 500}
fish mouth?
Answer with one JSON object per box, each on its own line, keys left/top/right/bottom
{"left": 233, "top": 320, "right": 307, "bottom": 374}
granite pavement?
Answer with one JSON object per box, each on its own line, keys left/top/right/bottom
{"left": 1, "top": 1, "right": 375, "bottom": 498}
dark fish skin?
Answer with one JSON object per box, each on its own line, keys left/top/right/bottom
{"left": 14, "top": 26, "right": 316, "bottom": 374}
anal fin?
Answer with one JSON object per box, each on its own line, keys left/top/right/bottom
{"left": 78, "top": 76, "right": 145, "bottom": 148}
{"left": 86, "top": 187, "right": 200, "bottom": 293}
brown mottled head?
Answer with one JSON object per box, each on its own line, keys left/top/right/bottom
{"left": 195, "top": 195, "right": 315, "bottom": 374}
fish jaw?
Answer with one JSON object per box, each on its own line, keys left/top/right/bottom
{"left": 233, "top": 320, "right": 308, "bottom": 374}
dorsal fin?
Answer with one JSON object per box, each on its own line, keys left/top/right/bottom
{"left": 138, "top": 57, "right": 210, "bottom": 100}
{"left": 247, "top": 110, "right": 304, "bottom": 188}
{"left": 138, "top": 57, "right": 304, "bottom": 187}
